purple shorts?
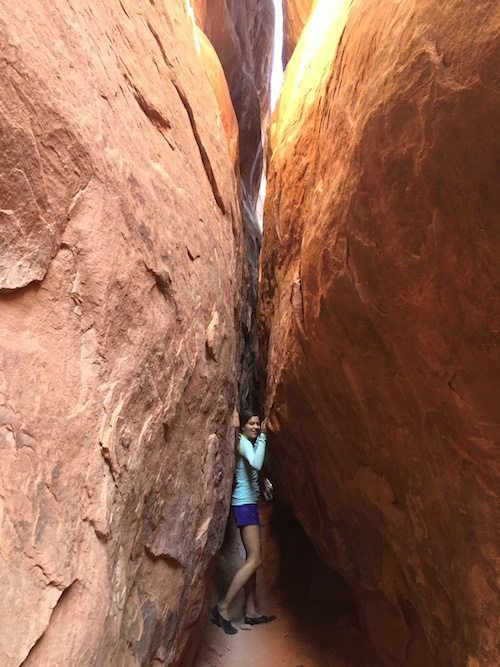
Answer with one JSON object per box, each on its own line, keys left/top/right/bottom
{"left": 232, "top": 504, "right": 260, "bottom": 527}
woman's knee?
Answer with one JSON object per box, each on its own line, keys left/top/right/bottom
{"left": 248, "top": 554, "right": 262, "bottom": 571}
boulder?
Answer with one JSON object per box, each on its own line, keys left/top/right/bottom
{"left": 260, "top": 1, "right": 500, "bottom": 665}
{"left": 0, "top": 1, "right": 248, "bottom": 665}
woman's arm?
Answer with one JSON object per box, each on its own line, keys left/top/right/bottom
{"left": 239, "top": 433, "right": 266, "bottom": 470}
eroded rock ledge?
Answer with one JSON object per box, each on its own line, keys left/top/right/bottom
{"left": 260, "top": 1, "right": 500, "bottom": 665}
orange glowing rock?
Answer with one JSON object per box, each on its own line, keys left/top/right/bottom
{"left": 261, "top": 0, "right": 500, "bottom": 665}
{"left": 197, "top": 27, "right": 239, "bottom": 169}
{"left": 191, "top": 0, "right": 274, "bottom": 211}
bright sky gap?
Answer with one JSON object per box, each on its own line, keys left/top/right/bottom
{"left": 271, "top": 0, "right": 284, "bottom": 110}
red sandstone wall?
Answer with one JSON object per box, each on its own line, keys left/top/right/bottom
{"left": 194, "top": 0, "right": 274, "bottom": 211}
{"left": 192, "top": 0, "right": 275, "bottom": 410}
{"left": 0, "top": 1, "right": 248, "bottom": 665}
{"left": 260, "top": 1, "right": 500, "bottom": 665}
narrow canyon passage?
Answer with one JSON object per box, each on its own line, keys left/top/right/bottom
{"left": 0, "top": 1, "right": 499, "bottom": 666}
{"left": 193, "top": 503, "right": 373, "bottom": 667}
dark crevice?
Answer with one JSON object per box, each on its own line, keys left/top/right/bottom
{"left": 171, "top": 78, "right": 226, "bottom": 214}
{"left": 145, "top": 544, "right": 183, "bottom": 569}
{"left": 124, "top": 74, "right": 171, "bottom": 132}
{"left": 118, "top": 0, "right": 130, "bottom": 19}
{"left": 292, "top": 260, "right": 306, "bottom": 337}
{"left": 146, "top": 19, "right": 173, "bottom": 68}
{"left": 146, "top": 263, "right": 174, "bottom": 303}
{"left": 20, "top": 580, "right": 78, "bottom": 666}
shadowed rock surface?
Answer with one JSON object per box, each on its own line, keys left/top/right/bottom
{"left": 0, "top": 1, "right": 257, "bottom": 665}
{"left": 193, "top": 0, "right": 274, "bottom": 411}
{"left": 260, "top": 1, "right": 500, "bottom": 665}
{"left": 193, "top": 502, "right": 372, "bottom": 667}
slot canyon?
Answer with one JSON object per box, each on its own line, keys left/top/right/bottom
{"left": 0, "top": 1, "right": 498, "bottom": 666}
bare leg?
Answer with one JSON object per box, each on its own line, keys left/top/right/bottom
{"left": 218, "top": 524, "right": 262, "bottom": 620}
{"left": 244, "top": 572, "right": 257, "bottom": 617}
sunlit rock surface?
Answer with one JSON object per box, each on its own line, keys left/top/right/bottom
{"left": 281, "top": 0, "right": 315, "bottom": 67}
{"left": 260, "top": 1, "right": 500, "bottom": 666}
{"left": 0, "top": 1, "right": 250, "bottom": 665}
{"left": 197, "top": 27, "right": 239, "bottom": 170}
{"left": 193, "top": 0, "right": 274, "bottom": 211}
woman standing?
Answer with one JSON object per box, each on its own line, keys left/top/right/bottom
{"left": 212, "top": 409, "right": 276, "bottom": 635}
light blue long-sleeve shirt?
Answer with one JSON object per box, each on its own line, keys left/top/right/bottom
{"left": 231, "top": 433, "right": 266, "bottom": 506}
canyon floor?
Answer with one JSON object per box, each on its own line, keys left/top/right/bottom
{"left": 193, "top": 503, "right": 374, "bottom": 667}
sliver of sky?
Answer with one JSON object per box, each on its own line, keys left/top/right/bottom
{"left": 271, "top": 0, "right": 284, "bottom": 110}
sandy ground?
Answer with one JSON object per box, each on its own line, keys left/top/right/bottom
{"left": 192, "top": 503, "right": 372, "bottom": 667}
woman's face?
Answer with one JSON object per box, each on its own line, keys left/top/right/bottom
{"left": 242, "top": 416, "right": 261, "bottom": 442}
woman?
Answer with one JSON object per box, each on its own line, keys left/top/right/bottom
{"left": 211, "top": 409, "right": 276, "bottom": 635}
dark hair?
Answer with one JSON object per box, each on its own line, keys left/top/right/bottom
{"left": 240, "top": 408, "right": 260, "bottom": 431}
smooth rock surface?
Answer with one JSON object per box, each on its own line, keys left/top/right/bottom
{"left": 281, "top": 0, "right": 315, "bottom": 67}
{"left": 260, "top": 1, "right": 500, "bottom": 666}
{"left": 0, "top": 1, "right": 249, "bottom": 665}
{"left": 197, "top": 27, "right": 239, "bottom": 170}
{"left": 193, "top": 0, "right": 274, "bottom": 210}
{"left": 192, "top": 0, "right": 275, "bottom": 411}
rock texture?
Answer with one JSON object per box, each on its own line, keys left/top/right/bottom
{"left": 281, "top": 0, "right": 315, "bottom": 67}
{"left": 193, "top": 0, "right": 275, "bottom": 211}
{"left": 197, "top": 27, "right": 239, "bottom": 170}
{"left": 0, "top": 1, "right": 251, "bottom": 665}
{"left": 260, "top": 1, "right": 500, "bottom": 666}
{"left": 193, "top": 0, "right": 275, "bottom": 410}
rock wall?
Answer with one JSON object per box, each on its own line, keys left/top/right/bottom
{"left": 281, "top": 0, "right": 315, "bottom": 67}
{"left": 193, "top": 0, "right": 275, "bottom": 411}
{"left": 193, "top": 0, "right": 274, "bottom": 211}
{"left": 0, "top": 1, "right": 253, "bottom": 665}
{"left": 260, "top": 1, "right": 500, "bottom": 666}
